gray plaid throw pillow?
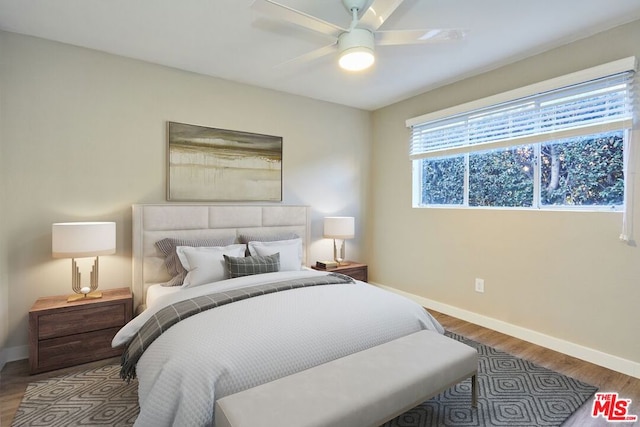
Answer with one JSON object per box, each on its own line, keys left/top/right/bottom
{"left": 224, "top": 253, "right": 280, "bottom": 278}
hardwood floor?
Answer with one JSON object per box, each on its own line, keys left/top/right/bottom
{"left": 1, "top": 312, "right": 638, "bottom": 426}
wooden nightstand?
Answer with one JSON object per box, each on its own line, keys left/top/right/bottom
{"left": 312, "top": 262, "right": 368, "bottom": 282}
{"left": 29, "top": 287, "right": 133, "bottom": 374}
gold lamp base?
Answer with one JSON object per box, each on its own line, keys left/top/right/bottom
{"left": 333, "top": 238, "right": 347, "bottom": 266}
{"left": 67, "top": 291, "right": 103, "bottom": 302}
{"left": 66, "top": 257, "right": 103, "bottom": 303}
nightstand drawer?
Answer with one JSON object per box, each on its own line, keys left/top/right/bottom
{"left": 30, "top": 288, "right": 133, "bottom": 374}
{"left": 339, "top": 267, "right": 367, "bottom": 282}
{"left": 37, "top": 327, "right": 123, "bottom": 371}
{"left": 38, "top": 304, "right": 127, "bottom": 340}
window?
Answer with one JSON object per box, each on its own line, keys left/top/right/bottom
{"left": 408, "top": 58, "right": 636, "bottom": 211}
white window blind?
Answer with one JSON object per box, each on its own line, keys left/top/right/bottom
{"left": 408, "top": 59, "right": 636, "bottom": 160}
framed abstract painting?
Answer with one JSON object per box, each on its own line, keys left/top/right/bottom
{"left": 167, "top": 121, "right": 282, "bottom": 201}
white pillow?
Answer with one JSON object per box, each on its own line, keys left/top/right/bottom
{"left": 247, "top": 238, "right": 303, "bottom": 271}
{"left": 176, "top": 244, "right": 246, "bottom": 288}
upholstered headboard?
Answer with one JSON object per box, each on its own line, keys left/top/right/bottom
{"left": 132, "top": 204, "right": 310, "bottom": 310}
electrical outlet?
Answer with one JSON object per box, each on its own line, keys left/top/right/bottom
{"left": 475, "top": 278, "right": 485, "bottom": 293}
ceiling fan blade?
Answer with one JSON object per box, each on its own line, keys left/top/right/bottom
{"left": 275, "top": 43, "right": 337, "bottom": 68}
{"left": 251, "top": 0, "right": 345, "bottom": 38}
{"left": 358, "top": 0, "right": 405, "bottom": 31}
{"left": 375, "top": 29, "right": 467, "bottom": 45}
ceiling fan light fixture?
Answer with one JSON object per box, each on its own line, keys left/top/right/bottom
{"left": 338, "top": 28, "right": 375, "bottom": 72}
{"left": 339, "top": 47, "right": 375, "bottom": 71}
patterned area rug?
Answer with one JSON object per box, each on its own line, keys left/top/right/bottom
{"left": 12, "top": 364, "right": 138, "bottom": 426}
{"left": 383, "top": 333, "right": 598, "bottom": 427}
{"left": 12, "top": 333, "right": 597, "bottom": 427}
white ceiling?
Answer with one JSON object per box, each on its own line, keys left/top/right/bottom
{"left": 1, "top": 0, "right": 639, "bottom": 111}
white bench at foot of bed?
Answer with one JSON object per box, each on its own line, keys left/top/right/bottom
{"left": 215, "top": 330, "right": 478, "bottom": 427}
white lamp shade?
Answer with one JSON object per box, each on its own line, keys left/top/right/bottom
{"left": 52, "top": 222, "right": 116, "bottom": 258}
{"left": 323, "top": 217, "right": 355, "bottom": 239}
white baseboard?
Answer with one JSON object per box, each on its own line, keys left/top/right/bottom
{"left": 373, "top": 282, "right": 640, "bottom": 379}
{"left": 0, "top": 345, "right": 28, "bottom": 371}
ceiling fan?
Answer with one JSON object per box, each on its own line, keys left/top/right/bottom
{"left": 251, "top": 0, "right": 466, "bottom": 71}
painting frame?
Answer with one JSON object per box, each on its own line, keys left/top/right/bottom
{"left": 167, "top": 121, "right": 283, "bottom": 202}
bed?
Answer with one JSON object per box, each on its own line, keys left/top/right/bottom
{"left": 114, "top": 203, "right": 445, "bottom": 427}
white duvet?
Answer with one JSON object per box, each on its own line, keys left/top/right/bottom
{"left": 113, "top": 270, "right": 444, "bottom": 427}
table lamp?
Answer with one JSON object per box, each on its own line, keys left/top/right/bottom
{"left": 323, "top": 216, "right": 355, "bottom": 266}
{"left": 52, "top": 222, "right": 116, "bottom": 302}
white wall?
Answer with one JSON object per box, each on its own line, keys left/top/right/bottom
{"left": 0, "top": 31, "right": 371, "bottom": 358}
{"left": 369, "top": 19, "right": 640, "bottom": 376}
